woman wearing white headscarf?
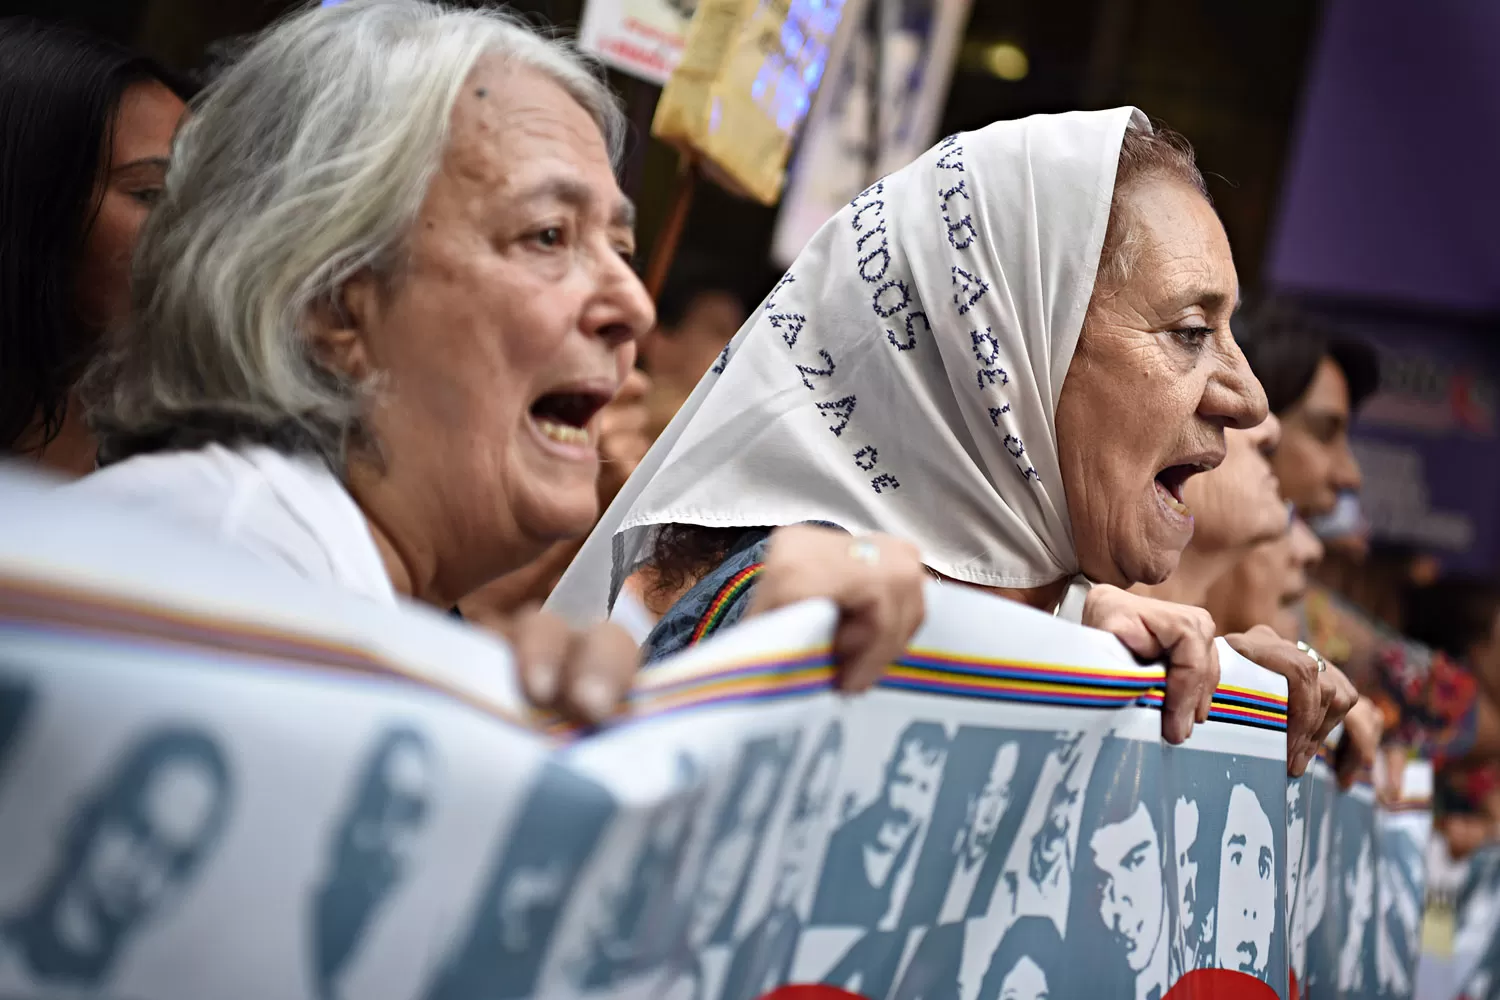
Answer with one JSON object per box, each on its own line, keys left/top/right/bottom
{"left": 553, "top": 109, "right": 1347, "bottom": 748}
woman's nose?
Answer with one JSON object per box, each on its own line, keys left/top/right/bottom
{"left": 1203, "top": 339, "right": 1270, "bottom": 431}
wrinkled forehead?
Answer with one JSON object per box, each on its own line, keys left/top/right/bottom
{"left": 438, "top": 58, "right": 624, "bottom": 212}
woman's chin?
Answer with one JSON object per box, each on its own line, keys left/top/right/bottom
{"left": 515, "top": 490, "right": 600, "bottom": 546}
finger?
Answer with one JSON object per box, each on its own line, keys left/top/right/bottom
{"left": 1227, "top": 631, "right": 1319, "bottom": 776}
{"left": 835, "top": 548, "right": 925, "bottom": 693}
{"left": 556, "top": 622, "right": 640, "bottom": 725}
{"left": 1310, "top": 673, "right": 1355, "bottom": 753}
{"left": 1149, "top": 608, "right": 1217, "bottom": 745}
{"left": 1197, "top": 639, "right": 1220, "bottom": 726}
{"left": 504, "top": 605, "right": 571, "bottom": 709}
{"left": 1158, "top": 624, "right": 1213, "bottom": 745}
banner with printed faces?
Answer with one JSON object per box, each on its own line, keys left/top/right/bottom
{"left": 770, "top": 0, "right": 973, "bottom": 268}
{"left": 0, "top": 465, "right": 1428, "bottom": 1000}
{"left": 1294, "top": 756, "right": 1434, "bottom": 1000}
{"left": 1443, "top": 846, "right": 1500, "bottom": 1000}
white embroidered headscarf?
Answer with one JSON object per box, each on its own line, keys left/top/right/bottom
{"left": 548, "top": 108, "right": 1146, "bottom": 625}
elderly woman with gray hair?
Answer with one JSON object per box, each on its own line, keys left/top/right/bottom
{"left": 73, "top": 0, "right": 928, "bottom": 723}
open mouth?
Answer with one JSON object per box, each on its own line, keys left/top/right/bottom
{"left": 1153, "top": 463, "right": 1211, "bottom": 517}
{"left": 529, "top": 389, "right": 611, "bottom": 449}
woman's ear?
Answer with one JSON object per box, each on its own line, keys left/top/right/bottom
{"left": 307, "top": 272, "right": 381, "bottom": 382}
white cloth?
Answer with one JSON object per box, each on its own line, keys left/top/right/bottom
{"left": 66, "top": 444, "right": 396, "bottom": 606}
{"left": 549, "top": 108, "right": 1144, "bottom": 626}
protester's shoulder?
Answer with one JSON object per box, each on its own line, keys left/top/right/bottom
{"left": 70, "top": 445, "right": 347, "bottom": 586}
{"left": 641, "top": 528, "right": 775, "bottom": 664}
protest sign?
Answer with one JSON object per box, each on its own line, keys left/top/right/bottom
{"left": 577, "top": 0, "right": 695, "bottom": 86}
{"left": 0, "top": 466, "right": 1435, "bottom": 1000}
{"left": 771, "top": 0, "right": 972, "bottom": 267}
{"left": 652, "top": 0, "right": 850, "bottom": 204}
{"left": 1296, "top": 756, "right": 1433, "bottom": 1000}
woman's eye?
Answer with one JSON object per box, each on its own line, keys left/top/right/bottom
{"left": 129, "top": 188, "right": 163, "bottom": 206}
{"left": 1169, "top": 325, "right": 1214, "bottom": 348}
{"left": 533, "top": 226, "right": 564, "bottom": 248}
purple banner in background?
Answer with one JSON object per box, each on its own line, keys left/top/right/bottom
{"left": 1328, "top": 310, "right": 1500, "bottom": 573}
{"left": 1267, "top": 0, "right": 1500, "bottom": 313}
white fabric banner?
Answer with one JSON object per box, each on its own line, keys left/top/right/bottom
{"left": 0, "top": 467, "right": 1439, "bottom": 1000}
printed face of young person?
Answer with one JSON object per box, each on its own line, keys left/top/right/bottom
{"left": 1215, "top": 784, "right": 1276, "bottom": 978}
{"left": 1091, "top": 802, "right": 1166, "bottom": 972}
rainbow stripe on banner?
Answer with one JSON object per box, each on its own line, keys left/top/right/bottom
{"left": 617, "top": 644, "right": 1287, "bottom": 734}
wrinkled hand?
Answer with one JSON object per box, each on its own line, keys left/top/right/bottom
{"left": 595, "top": 368, "right": 654, "bottom": 508}
{"left": 747, "top": 525, "right": 926, "bottom": 693}
{"left": 1084, "top": 585, "right": 1219, "bottom": 745}
{"left": 1224, "top": 625, "right": 1359, "bottom": 778}
{"left": 1337, "top": 695, "right": 1384, "bottom": 791}
{"left": 480, "top": 603, "right": 641, "bottom": 726}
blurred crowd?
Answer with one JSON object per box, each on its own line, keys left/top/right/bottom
{"left": 3, "top": 0, "right": 1500, "bottom": 878}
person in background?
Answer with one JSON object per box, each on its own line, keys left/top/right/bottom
{"left": 72, "top": 0, "right": 925, "bottom": 726}
{"left": 0, "top": 19, "right": 191, "bottom": 476}
{"left": 636, "top": 264, "right": 758, "bottom": 439}
{"left": 1405, "top": 578, "right": 1500, "bottom": 856}
{"left": 1235, "top": 300, "right": 1378, "bottom": 521}
{"left": 1132, "top": 411, "right": 1362, "bottom": 778}
{"left": 1239, "top": 301, "right": 1500, "bottom": 788}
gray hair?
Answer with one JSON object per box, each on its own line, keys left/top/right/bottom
{"left": 87, "top": 0, "right": 625, "bottom": 470}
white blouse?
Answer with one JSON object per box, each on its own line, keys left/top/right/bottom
{"left": 68, "top": 444, "right": 396, "bottom": 606}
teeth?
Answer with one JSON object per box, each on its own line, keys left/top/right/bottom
{"left": 535, "top": 417, "right": 591, "bottom": 447}
{"left": 1156, "top": 479, "right": 1192, "bottom": 516}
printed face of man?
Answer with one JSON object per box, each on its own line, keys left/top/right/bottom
{"left": 967, "top": 743, "right": 1020, "bottom": 862}
{"left": 1216, "top": 784, "right": 1276, "bottom": 978}
{"left": 876, "top": 737, "right": 945, "bottom": 856}
{"left": 777, "top": 745, "right": 841, "bottom": 902}
{"left": 1286, "top": 783, "right": 1307, "bottom": 937}
{"left": 353, "top": 740, "right": 432, "bottom": 858}
{"left": 1091, "top": 802, "right": 1165, "bottom": 972}
{"left": 71, "top": 758, "right": 219, "bottom": 945}
{"left": 1173, "top": 797, "right": 1200, "bottom": 953}
{"left": 691, "top": 757, "right": 782, "bottom": 940}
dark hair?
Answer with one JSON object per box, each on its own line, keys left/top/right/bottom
{"left": 976, "top": 917, "right": 1063, "bottom": 1000}
{"left": 0, "top": 18, "right": 193, "bottom": 456}
{"left": 1404, "top": 576, "right": 1500, "bottom": 661}
{"left": 1233, "top": 299, "right": 1380, "bottom": 416}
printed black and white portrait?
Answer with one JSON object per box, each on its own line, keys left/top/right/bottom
{"left": 1161, "top": 748, "right": 1284, "bottom": 987}
{"left": 984, "top": 728, "right": 1104, "bottom": 934}
{"left": 579, "top": 753, "right": 704, "bottom": 990}
{"left": 1, "top": 726, "right": 231, "bottom": 988}
{"left": 423, "top": 759, "right": 616, "bottom": 1000}
{"left": 311, "top": 724, "right": 436, "bottom": 1000}
{"left": 719, "top": 722, "right": 843, "bottom": 1000}
{"left": 1299, "top": 773, "right": 1338, "bottom": 997}
{"left": 686, "top": 733, "right": 800, "bottom": 950}
{"left": 884, "top": 727, "right": 1057, "bottom": 1000}
{"left": 1284, "top": 776, "right": 1310, "bottom": 985}
{"left": 974, "top": 915, "right": 1064, "bottom": 1000}
{"left": 877, "top": 0, "right": 938, "bottom": 150}
{"left": 1068, "top": 736, "right": 1168, "bottom": 1000}
{"left": 1374, "top": 820, "right": 1425, "bottom": 998}
{"left": 1332, "top": 794, "right": 1378, "bottom": 994}
{"left": 810, "top": 720, "right": 948, "bottom": 932}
